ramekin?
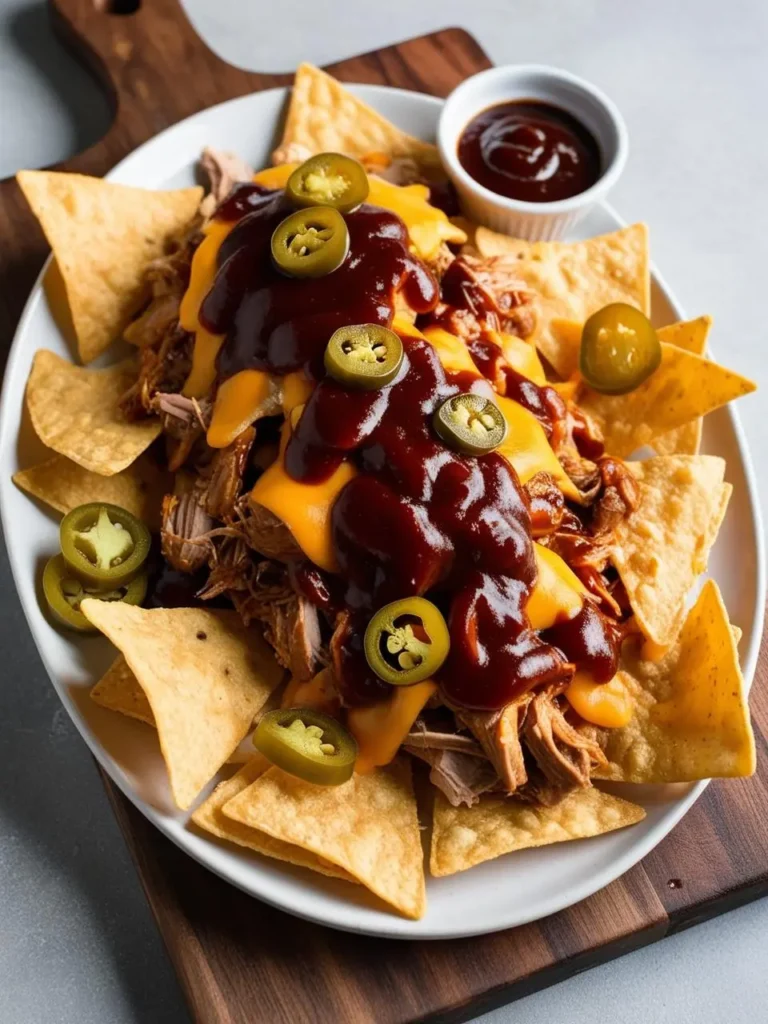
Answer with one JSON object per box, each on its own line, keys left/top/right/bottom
{"left": 438, "top": 64, "right": 629, "bottom": 241}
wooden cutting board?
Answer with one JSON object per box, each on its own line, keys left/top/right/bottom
{"left": 1, "top": 2, "right": 767, "bottom": 1021}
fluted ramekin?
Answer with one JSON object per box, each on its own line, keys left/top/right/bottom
{"left": 438, "top": 64, "right": 629, "bottom": 241}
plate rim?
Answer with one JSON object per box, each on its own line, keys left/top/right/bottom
{"left": 0, "top": 83, "right": 764, "bottom": 940}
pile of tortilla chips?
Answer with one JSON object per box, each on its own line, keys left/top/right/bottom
{"left": 11, "top": 64, "right": 757, "bottom": 920}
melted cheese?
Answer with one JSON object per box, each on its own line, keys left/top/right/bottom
{"left": 487, "top": 329, "right": 547, "bottom": 386}
{"left": 566, "top": 671, "right": 633, "bottom": 728}
{"left": 249, "top": 415, "right": 356, "bottom": 573}
{"left": 420, "top": 324, "right": 477, "bottom": 374}
{"left": 494, "top": 394, "right": 580, "bottom": 500}
{"left": 253, "top": 165, "right": 465, "bottom": 261}
{"left": 349, "top": 680, "right": 437, "bottom": 773}
{"left": 527, "top": 543, "right": 586, "bottom": 630}
{"left": 207, "top": 369, "right": 276, "bottom": 449}
{"left": 180, "top": 218, "right": 232, "bottom": 398}
{"left": 281, "top": 370, "right": 314, "bottom": 415}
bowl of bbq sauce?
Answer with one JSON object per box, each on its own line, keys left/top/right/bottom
{"left": 438, "top": 65, "right": 628, "bottom": 241}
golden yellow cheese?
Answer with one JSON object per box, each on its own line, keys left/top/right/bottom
{"left": 495, "top": 394, "right": 580, "bottom": 500}
{"left": 253, "top": 165, "right": 465, "bottom": 261}
{"left": 281, "top": 667, "right": 338, "bottom": 714}
{"left": 281, "top": 370, "right": 314, "bottom": 415}
{"left": 207, "top": 369, "right": 275, "bottom": 449}
{"left": 565, "top": 671, "right": 633, "bottom": 728}
{"left": 487, "top": 329, "right": 547, "bottom": 386}
{"left": 349, "top": 680, "right": 437, "bottom": 773}
{"left": 421, "top": 324, "right": 478, "bottom": 374}
{"left": 180, "top": 218, "right": 233, "bottom": 398}
{"left": 249, "top": 432, "right": 356, "bottom": 572}
{"left": 526, "top": 543, "right": 586, "bottom": 630}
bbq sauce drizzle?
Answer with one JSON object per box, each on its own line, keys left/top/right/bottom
{"left": 200, "top": 184, "right": 620, "bottom": 709}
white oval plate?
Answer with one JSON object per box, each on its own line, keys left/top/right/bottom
{"left": 0, "top": 85, "right": 763, "bottom": 940}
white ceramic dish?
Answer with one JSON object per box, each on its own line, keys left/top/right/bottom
{"left": 0, "top": 84, "right": 763, "bottom": 940}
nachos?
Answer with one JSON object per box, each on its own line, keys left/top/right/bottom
{"left": 14, "top": 65, "right": 756, "bottom": 920}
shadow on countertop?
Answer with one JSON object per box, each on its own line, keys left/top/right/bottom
{"left": 0, "top": 535, "right": 191, "bottom": 1024}
{"left": 1, "top": 0, "right": 112, "bottom": 178}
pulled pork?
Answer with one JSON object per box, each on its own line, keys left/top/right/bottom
{"left": 261, "top": 595, "right": 323, "bottom": 681}
{"left": 457, "top": 697, "right": 533, "bottom": 795}
{"left": 199, "top": 147, "right": 255, "bottom": 219}
{"left": 242, "top": 502, "right": 303, "bottom": 562}
{"left": 406, "top": 745, "right": 500, "bottom": 808}
{"left": 428, "top": 255, "right": 537, "bottom": 342}
{"left": 199, "top": 427, "right": 255, "bottom": 520}
{"left": 120, "top": 326, "right": 194, "bottom": 423}
{"left": 151, "top": 392, "right": 211, "bottom": 472}
{"left": 523, "top": 687, "right": 607, "bottom": 792}
{"left": 123, "top": 226, "right": 200, "bottom": 350}
{"left": 160, "top": 491, "right": 215, "bottom": 572}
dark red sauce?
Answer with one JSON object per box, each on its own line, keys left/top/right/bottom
{"left": 286, "top": 332, "right": 573, "bottom": 709}
{"left": 201, "top": 184, "right": 438, "bottom": 380}
{"left": 458, "top": 100, "right": 601, "bottom": 204}
{"left": 188, "top": 183, "right": 621, "bottom": 710}
{"left": 543, "top": 601, "right": 621, "bottom": 683}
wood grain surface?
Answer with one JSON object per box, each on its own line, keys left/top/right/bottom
{"left": 1, "top": 2, "right": 766, "bottom": 1022}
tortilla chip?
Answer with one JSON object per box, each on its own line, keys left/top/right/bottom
{"left": 473, "top": 224, "right": 650, "bottom": 369}
{"left": 80, "top": 602, "right": 283, "bottom": 809}
{"left": 609, "top": 455, "right": 729, "bottom": 645}
{"left": 25, "top": 350, "right": 160, "bottom": 476}
{"left": 430, "top": 787, "right": 645, "bottom": 877}
{"left": 652, "top": 318, "right": 711, "bottom": 456}
{"left": 17, "top": 170, "right": 201, "bottom": 363}
{"left": 223, "top": 758, "right": 426, "bottom": 919}
{"left": 13, "top": 452, "right": 168, "bottom": 529}
{"left": 273, "top": 63, "right": 442, "bottom": 179}
{"left": 192, "top": 758, "right": 357, "bottom": 882}
{"left": 579, "top": 345, "right": 754, "bottom": 458}
{"left": 91, "top": 655, "right": 155, "bottom": 726}
{"left": 595, "top": 579, "right": 755, "bottom": 783}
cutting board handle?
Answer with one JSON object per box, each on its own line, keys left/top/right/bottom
{"left": 50, "top": 0, "right": 289, "bottom": 176}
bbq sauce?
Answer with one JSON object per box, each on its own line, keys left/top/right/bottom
{"left": 458, "top": 100, "right": 601, "bottom": 204}
{"left": 189, "top": 183, "right": 620, "bottom": 710}
{"left": 286, "top": 333, "right": 574, "bottom": 709}
{"left": 202, "top": 184, "right": 438, "bottom": 380}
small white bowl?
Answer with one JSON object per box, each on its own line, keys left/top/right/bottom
{"left": 438, "top": 64, "right": 629, "bottom": 241}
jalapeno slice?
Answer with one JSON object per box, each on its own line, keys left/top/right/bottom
{"left": 286, "top": 153, "right": 369, "bottom": 214}
{"left": 43, "top": 554, "right": 147, "bottom": 633}
{"left": 60, "top": 503, "right": 151, "bottom": 589}
{"left": 253, "top": 708, "right": 357, "bottom": 785}
{"left": 580, "top": 303, "right": 661, "bottom": 395}
{"left": 324, "top": 324, "right": 404, "bottom": 390}
{"left": 364, "top": 597, "right": 450, "bottom": 686}
{"left": 270, "top": 206, "right": 349, "bottom": 279}
{"left": 433, "top": 393, "right": 507, "bottom": 456}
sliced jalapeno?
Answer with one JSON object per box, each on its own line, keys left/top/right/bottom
{"left": 433, "top": 393, "right": 507, "bottom": 455}
{"left": 286, "top": 153, "right": 369, "bottom": 214}
{"left": 580, "top": 303, "right": 661, "bottom": 395}
{"left": 253, "top": 708, "right": 357, "bottom": 785}
{"left": 43, "top": 554, "right": 147, "bottom": 633}
{"left": 364, "top": 597, "right": 450, "bottom": 686}
{"left": 60, "top": 503, "right": 151, "bottom": 589}
{"left": 324, "top": 324, "right": 404, "bottom": 390}
{"left": 270, "top": 206, "right": 349, "bottom": 279}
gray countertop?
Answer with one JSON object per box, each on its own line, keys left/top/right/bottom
{"left": 1, "top": 1, "right": 767, "bottom": 1021}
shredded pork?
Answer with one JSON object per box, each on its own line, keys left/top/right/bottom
{"left": 458, "top": 697, "right": 533, "bottom": 795}
{"left": 199, "top": 147, "right": 255, "bottom": 219}
{"left": 160, "top": 491, "right": 215, "bottom": 572}
{"left": 406, "top": 746, "right": 500, "bottom": 807}
{"left": 522, "top": 687, "right": 607, "bottom": 792}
